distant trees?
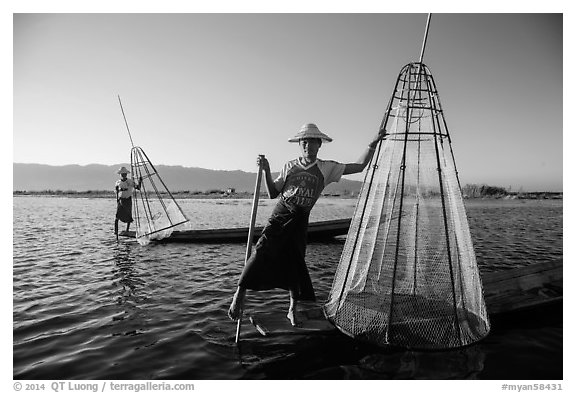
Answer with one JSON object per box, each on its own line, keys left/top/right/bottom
{"left": 13, "top": 189, "right": 114, "bottom": 196}
{"left": 13, "top": 185, "right": 561, "bottom": 200}
{"left": 461, "top": 184, "right": 509, "bottom": 198}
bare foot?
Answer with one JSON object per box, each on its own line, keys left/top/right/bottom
{"left": 228, "top": 289, "right": 245, "bottom": 321}
{"left": 287, "top": 309, "right": 300, "bottom": 327}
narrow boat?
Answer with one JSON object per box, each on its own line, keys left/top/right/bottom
{"left": 119, "top": 217, "right": 351, "bottom": 243}
{"left": 246, "top": 260, "right": 562, "bottom": 337}
{"left": 482, "top": 259, "right": 562, "bottom": 317}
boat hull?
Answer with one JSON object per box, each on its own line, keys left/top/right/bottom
{"left": 119, "top": 218, "right": 351, "bottom": 243}
{"left": 244, "top": 260, "right": 563, "bottom": 338}
{"left": 482, "top": 259, "right": 562, "bottom": 316}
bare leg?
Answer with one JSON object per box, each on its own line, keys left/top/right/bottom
{"left": 126, "top": 222, "right": 131, "bottom": 232}
{"left": 287, "top": 289, "right": 300, "bottom": 327}
{"left": 114, "top": 219, "right": 119, "bottom": 240}
{"left": 228, "top": 287, "right": 246, "bottom": 321}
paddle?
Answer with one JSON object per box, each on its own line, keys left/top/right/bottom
{"left": 235, "top": 154, "right": 265, "bottom": 344}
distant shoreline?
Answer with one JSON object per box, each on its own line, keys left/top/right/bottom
{"left": 12, "top": 190, "right": 563, "bottom": 200}
{"left": 13, "top": 190, "right": 256, "bottom": 199}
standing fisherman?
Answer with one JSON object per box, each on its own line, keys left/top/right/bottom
{"left": 114, "top": 166, "right": 142, "bottom": 240}
{"left": 228, "top": 123, "right": 385, "bottom": 326}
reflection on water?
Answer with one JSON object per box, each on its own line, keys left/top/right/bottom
{"left": 111, "top": 243, "right": 149, "bottom": 338}
{"left": 12, "top": 197, "right": 562, "bottom": 379}
{"left": 113, "top": 243, "right": 141, "bottom": 305}
{"left": 238, "top": 328, "right": 488, "bottom": 379}
{"left": 357, "top": 346, "right": 486, "bottom": 379}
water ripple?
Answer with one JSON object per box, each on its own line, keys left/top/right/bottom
{"left": 13, "top": 197, "right": 562, "bottom": 379}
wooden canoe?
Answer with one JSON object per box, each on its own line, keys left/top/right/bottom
{"left": 246, "top": 260, "right": 563, "bottom": 337}
{"left": 482, "top": 259, "right": 562, "bottom": 316}
{"left": 119, "top": 218, "right": 351, "bottom": 243}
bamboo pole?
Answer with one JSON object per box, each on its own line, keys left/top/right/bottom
{"left": 419, "top": 14, "right": 432, "bottom": 63}
{"left": 118, "top": 95, "right": 135, "bottom": 148}
{"left": 235, "top": 155, "right": 265, "bottom": 344}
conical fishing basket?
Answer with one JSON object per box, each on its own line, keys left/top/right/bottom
{"left": 130, "top": 146, "right": 190, "bottom": 245}
{"left": 324, "top": 63, "right": 490, "bottom": 349}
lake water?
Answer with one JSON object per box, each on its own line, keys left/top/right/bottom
{"left": 12, "top": 197, "right": 563, "bottom": 380}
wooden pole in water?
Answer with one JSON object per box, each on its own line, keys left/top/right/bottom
{"left": 235, "top": 155, "right": 265, "bottom": 344}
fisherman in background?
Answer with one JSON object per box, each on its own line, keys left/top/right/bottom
{"left": 228, "top": 123, "right": 385, "bottom": 326}
{"left": 114, "top": 166, "right": 142, "bottom": 240}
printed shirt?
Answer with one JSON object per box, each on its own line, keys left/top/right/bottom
{"left": 274, "top": 158, "right": 346, "bottom": 212}
{"left": 115, "top": 178, "right": 136, "bottom": 198}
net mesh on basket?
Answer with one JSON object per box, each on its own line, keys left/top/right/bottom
{"left": 324, "top": 63, "right": 490, "bottom": 349}
{"left": 130, "top": 146, "right": 190, "bottom": 245}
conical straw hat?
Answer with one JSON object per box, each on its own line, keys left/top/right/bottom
{"left": 288, "top": 123, "right": 333, "bottom": 143}
{"left": 116, "top": 166, "right": 130, "bottom": 174}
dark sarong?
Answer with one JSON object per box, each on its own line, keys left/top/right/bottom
{"left": 237, "top": 199, "right": 315, "bottom": 301}
{"left": 116, "top": 197, "right": 133, "bottom": 223}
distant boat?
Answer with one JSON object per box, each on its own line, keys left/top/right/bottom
{"left": 119, "top": 217, "right": 351, "bottom": 243}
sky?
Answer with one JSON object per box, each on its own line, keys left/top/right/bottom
{"left": 12, "top": 12, "right": 564, "bottom": 192}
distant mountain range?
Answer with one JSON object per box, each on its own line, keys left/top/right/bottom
{"left": 13, "top": 163, "right": 363, "bottom": 195}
